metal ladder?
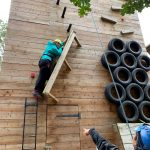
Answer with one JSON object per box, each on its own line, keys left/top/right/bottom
{"left": 22, "top": 98, "right": 38, "bottom": 150}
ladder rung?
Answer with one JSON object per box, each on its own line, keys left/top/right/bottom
{"left": 26, "top": 113, "right": 36, "bottom": 114}
{"left": 23, "top": 148, "right": 35, "bottom": 150}
{"left": 25, "top": 134, "right": 36, "bottom": 137}
{"left": 25, "top": 124, "right": 36, "bottom": 126}
{"left": 26, "top": 102, "right": 37, "bottom": 106}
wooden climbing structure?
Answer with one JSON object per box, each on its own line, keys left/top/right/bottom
{"left": 0, "top": 0, "right": 149, "bottom": 150}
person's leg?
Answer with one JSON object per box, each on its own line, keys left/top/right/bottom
{"left": 49, "top": 58, "right": 57, "bottom": 76}
{"left": 34, "top": 59, "right": 51, "bottom": 97}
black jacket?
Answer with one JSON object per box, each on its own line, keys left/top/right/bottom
{"left": 89, "top": 128, "right": 119, "bottom": 150}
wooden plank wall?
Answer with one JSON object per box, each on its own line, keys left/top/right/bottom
{"left": 0, "top": 0, "right": 148, "bottom": 149}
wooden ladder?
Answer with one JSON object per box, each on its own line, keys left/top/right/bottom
{"left": 43, "top": 30, "right": 81, "bottom": 103}
{"left": 22, "top": 99, "right": 38, "bottom": 150}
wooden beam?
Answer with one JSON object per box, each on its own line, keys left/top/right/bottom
{"left": 74, "top": 36, "right": 81, "bottom": 47}
{"left": 101, "top": 15, "right": 117, "bottom": 24}
{"left": 64, "top": 59, "right": 72, "bottom": 71}
{"left": 121, "top": 30, "right": 134, "bottom": 35}
{"left": 48, "top": 93, "right": 59, "bottom": 103}
{"left": 111, "top": 5, "right": 122, "bottom": 11}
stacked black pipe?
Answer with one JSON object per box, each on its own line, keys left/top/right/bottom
{"left": 101, "top": 38, "right": 150, "bottom": 123}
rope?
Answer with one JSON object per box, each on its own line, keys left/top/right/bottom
{"left": 90, "top": 12, "right": 133, "bottom": 139}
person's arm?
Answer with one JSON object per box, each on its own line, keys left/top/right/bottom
{"left": 47, "top": 40, "right": 53, "bottom": 45}
{"left": 89, "top": 128, "right": 106, "bottom": 147}
{"left": 55, "top": 47, "right": 63, "bottom": 56}
{"left": 83, "top": 128, "right": 119, "bottom": 150}
{"left": 47, "top": 41, "right": 63, "bottom": 56}
{"left": 61, "top": 42, "right": 65, "bottom": 46}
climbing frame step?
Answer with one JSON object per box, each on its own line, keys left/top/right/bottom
{"left": 23, "top": 148, "right": 35, "bottom": 150}
{"left": 111, "top": 5, "right": 122, "bottom": 11}
{"left": 101, "top": 15, "right": 117, "bottom": 24}
{"left": 121, "top": 30, "right": 134, "bottom": 35}
{"left": 43, "top": 30, "right": 81, "bottom": 103}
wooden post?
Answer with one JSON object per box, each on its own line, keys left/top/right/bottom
{"left": 64, "top": 59, "right": 72, "bottom": 71}
{"left": 74, "top": 36, "right": 81, "bottom": 47}
{"left": 48, "top": 93, "right": 59, "bottom": 103}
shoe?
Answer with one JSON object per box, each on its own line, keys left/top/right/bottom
{"left": 32, "top": 90, "right": 42, "bottom": 100}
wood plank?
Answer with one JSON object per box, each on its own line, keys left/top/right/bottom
{"left": 47, "top": 142, "right": 80, "bottom": 150}
{"left": 64, "top": 59, "right": 72, "bottom": 71}
{"left": 47, "top": 118, "right": 79, "bottom": 127}
{"left": 47, "top": 105, "right": 78, "bottom": 113}
{"left": 101, "top": 15, "right": 117, "bottom": 24}
{"left": 47, "top": 127, "right": 79, "bottom": 135}
{"left": 121, "top": 30, "right": 134, "bottom": 35}
{"left": 46, "top": 134, "right": 79, "bottom": 143}
{"left": 80, "top": 118, "right": 120, "bottom": 126}
{"left": 111, "top": 5, "right": 122, "bottom": 11}
{"left": 47, "top": 93, "right": 59, "bottom": 103}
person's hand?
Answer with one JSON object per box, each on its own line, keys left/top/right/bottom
{"left": 83, "top": 128, "right": 90, "bottom": 136}
{"left": 63, "top": 40, "right": 66, "bottom": 44}
{"left": 63, "top": 36, "right": 69, "bottom": 44}
{"left": 132, "top": 134, "right": 137, "bottom": 148}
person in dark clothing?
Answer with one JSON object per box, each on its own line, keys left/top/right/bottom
{"left": 33, "top": 39, "right": 65, "bottom": 100}
{"left": 83, "top": 128, "right": 119, "bottom": 150}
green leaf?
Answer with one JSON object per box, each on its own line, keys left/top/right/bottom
{"left": 0, "top": 20, "right": 7, "bottom": 49}
{"left": 70, "top": 0, "right": 150, "bottom": 16}
{"left": 121, "top": 0, "right": 150, "bottom": 16}
{"left": 70, "top": 0, "right": 91, "bottom": 17}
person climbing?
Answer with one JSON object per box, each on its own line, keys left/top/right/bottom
{"left": 83, "top": 128, "right": 119, "bottom": 150}
{"left": 132, "top": 124, "right": 150, "bottom": 150}
{"left": 33, "top": 39, "right": 65, "bottom": 100}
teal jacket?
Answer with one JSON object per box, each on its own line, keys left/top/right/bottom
{"left": 41, "top": 40, "right": 64, "bottom": 61}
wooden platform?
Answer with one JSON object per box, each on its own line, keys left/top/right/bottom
{"left": 0, "top": 0, "right": 148, "bottom": 149}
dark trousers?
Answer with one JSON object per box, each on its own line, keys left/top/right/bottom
{"left": 35, "top": 59, "right": 52, "bottom": 93}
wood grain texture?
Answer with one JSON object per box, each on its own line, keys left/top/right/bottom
{"left": 0, "top": 0, "right": 149, "bottom": 149}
